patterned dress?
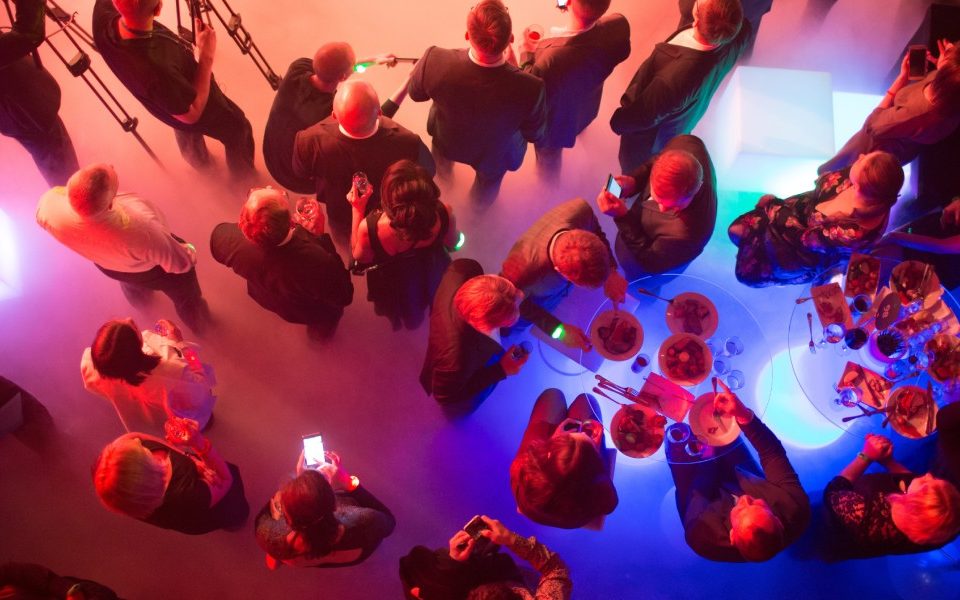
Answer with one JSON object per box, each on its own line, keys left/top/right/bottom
{"left": 731, "top": 168, "right": 889, "bottom": 287}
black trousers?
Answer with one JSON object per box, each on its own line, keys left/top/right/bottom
{"left": 172, "top": 85, "right": 255, "bottom": 178}
{"left": 0, "top": 58, "right": 79, "bottom": 186}
{"left": 96, "top": 264, "right": 207, "bottom": 331}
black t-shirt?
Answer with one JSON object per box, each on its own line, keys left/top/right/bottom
{"left": 140, "top": 439, "right": 213, "bottom": 533}
{"left": 92, "top": 0, "right": 210, "bottom": 127}
{"left": 263, "top": 58, "right": 335, "bottom": 193}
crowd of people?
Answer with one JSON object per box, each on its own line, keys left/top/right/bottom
{"left": 4, "top": 0, "right": 960, "bottom": 597}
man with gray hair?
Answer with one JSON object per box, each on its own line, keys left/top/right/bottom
{"left": 210, "top": 187, "right": 353, "bottom": 341}
{"left": 293, "top": 80, "right": 433, "bottom": 246}
{"left": 36, "top": 164, "right": 210, "bottom": 333}
{"left": 92, "top": 0, "right": 255, "bottom": 178}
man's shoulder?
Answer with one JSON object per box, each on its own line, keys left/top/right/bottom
{"left": 35, "top": 187, "right": 71, "bottom": 224}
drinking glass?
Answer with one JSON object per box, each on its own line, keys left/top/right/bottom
{"left": 666, "top": 422, "right": 691, "bottom": 444}
{"left": 726, "top": 370, "right": 745, "bottom": 391}
{"left": 722, "top": 336, "right": 744, "bottom": 357}
{"left": 713, "top": 356, "right": 731, "bottom": 376}
{"left": 630, "top": 353, "right": 651, "bottom": 374}
{"left": 822, "top": 323, "right": 846, "bottom": 345}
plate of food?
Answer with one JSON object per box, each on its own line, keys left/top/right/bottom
{"left": 665, "top": 292, "right": 718, "bottom": 338}
{"left": 688, "top": 393, "right": 740, "bottom": 447}
{"left": 887, "top": 385, "right": 938, "bottom": 439}
{"left": 844, "top": 253, "right": 882, "bottom": 298}
{"left": 610, "top": 403, "right": 666, "bottom": 458}
{"left": 926, "top": 334, "right": 960, "bottom": 384}
{"left": 890, "top": 261, "right": 941, "bottom": 307}
{"left": 658, "top": 333, "right": 712, "bottom": 387}
{"left": 590, "top": 310, "right": 643, "bottom": 361}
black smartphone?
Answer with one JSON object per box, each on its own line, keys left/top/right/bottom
{"left": 908, "top": 45, "right": 928, "bottom": 80}
{"left": 605, "top": 174, "right": 622, "bottom": 199}
{"left": 463, "top": 515, "right": 490, "bottom": 538}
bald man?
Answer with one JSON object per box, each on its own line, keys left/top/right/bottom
{"left": 36, "top": 164, "right": 210, "bottom": 334}
{"left": 210, "top": 187, "right": 353, "bottom": 341}
{"left": 92, "top": 0, "right": 255, "bottom": 178}
{"left": 292, "top": 80, "right": 433, "bottom": 246}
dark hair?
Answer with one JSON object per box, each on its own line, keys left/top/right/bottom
{"left": 576, "top": 0, "right": 612, "bottom": 22}
{"left": 511, "top": 434, "right": 617, "bottom": 527}
{"left": 381, "top": 159, "right": 442, "bottom": 243}
{"left": 280, "top": 470, "right": 339, "bottom": 555}
{"left": 467, "top": 0, "right": 512, "bottom": 56}
{"left": 91, "top": 320, "right": 160, "bottom": 386}
{"left": 931, "top": 48, "right": 960, "bottom": 112}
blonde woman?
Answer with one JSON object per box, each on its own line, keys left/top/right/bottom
{"left": 824, "top": 433, "right": 960, "bottom": 556}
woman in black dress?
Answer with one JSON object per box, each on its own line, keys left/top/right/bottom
{"left": 348, "top": 159, "right": 461, "bottom": 330}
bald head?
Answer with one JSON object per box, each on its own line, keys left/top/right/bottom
{"left": 312, "top": 42, "right": 355, "bottom": 90}
{"left": 67, "top": 164, "right": 118, "bottom": 217}
{"left": 239, "top": 187, "right": 291, "bottom": 248}
{"left": 333, "top": 80, "right": 381, "bottom": 137}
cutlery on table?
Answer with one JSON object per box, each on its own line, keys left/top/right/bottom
{"left": 635, "top": 288, "right": 674, "bottom": 305}
{"left": 841, "top": 406, "right": 892, "bottom": 422}
{"left": 796, "top": 296, "right": 813, "bottom": 304}
{"left": 806, "top": 312, "right": 817, "bottom": 354}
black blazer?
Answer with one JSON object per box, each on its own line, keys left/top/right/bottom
{"left": 521, "top": 14, "right": 631, "bottom": 149}
{"left": 420, "top": 259, "right": 507, "bottom": 406}
{"left": 210, "top": 224, "right": 353, "bottom": 326}
{"left": 610, "top": 14, "right": 751, "bottom": 171}
{"left": 613, "top": 134, "right": 718, "bottom": 273}
{"left": 679, "top": 418, "right": 811, "bottom": 562}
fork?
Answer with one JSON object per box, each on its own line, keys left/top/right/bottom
{"left": 635, "top": 288, "right": 674, "bottom": 304}
{"left": 806, "top": 312, "right": 817, "bottom": 354}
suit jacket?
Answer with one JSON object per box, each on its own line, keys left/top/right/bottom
{"left": 210, "top": 223, "right": 353, "bottom": 326}
{"left": 501, "top": 198, "right": 615, "bottom": 335}
{"left": 409, "top": 47, "right": 546, "bottom": 174}
{"left": 292, "top": 116, "right": 434, "bottom": 237}
{"left": 521, "top": 14, "right": 630, "bottom": 149}
{"left": 420, "top": 259, "right": 507, "bottom": 406}
{"left": 679, "top": 417, "right": 811, "bottom": 562}
{"left": 613, "top": 134, "right": 717, "bottom": 274}
{"left": 610, "top": 16, "right": 751, "bottom": 171}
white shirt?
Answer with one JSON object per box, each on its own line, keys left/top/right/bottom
{"left": 468, "top": 48, "right": 506, "bottom": 68}
{"left": 80, "top": 330, "right": 215, "bottom": 436}
{"left": 668, "top": 28, "right": 717, "bottom": 51}
{"left": 338, "top": 118, "right": 381, "bottom": 140}
{"left": 36, "top": 188, "right": 195, "bottom": 274}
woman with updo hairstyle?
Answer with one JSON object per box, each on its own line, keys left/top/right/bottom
{"left": 348, "top": 159, "right": 461, "bottom": 329}
{"left": 255, "top": 452, "right": 396, "bottom": 568}
{"left": 81, "top": 318, "right": 216, "bottom": 437}
{"left": 728, "top": 151, "right": 903, "bottom": 287}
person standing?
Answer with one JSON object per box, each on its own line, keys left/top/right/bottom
{"left": 517, "top": 0, "right": 630, "bottom": 183}
{"left": 0, "top": 0, "right": 79, "bottom": 186}
{"left": 408, "top": 0, "right": 546, "bottom": 205}
{"left": 36, "top": 164, "right": 211, "bottom": 334}
{"left": 92, "top": 0, "right": 255, "bottom": 179}
{"left": 610, "top": 0, "right": 750, "bottom": 172}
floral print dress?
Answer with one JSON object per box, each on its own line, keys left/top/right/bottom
{"left": 731, "top": 168, "right": 889, "bottom": 287}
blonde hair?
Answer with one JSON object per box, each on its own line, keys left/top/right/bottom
{"left": 93, "top": 436, "right": 167, "bottom": 519}
{"left": 888, "top": 476, "right": 960, "bottom": 546}
{"left": 454, "top": 275, "right": 520, "bottom": 332}
{"left": 553, "top": 230, "right": 611, "bottom": 289}
{"left": 695, "top": 0, "right": 743, "bottom": 46}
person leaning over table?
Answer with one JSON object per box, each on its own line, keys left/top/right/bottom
{"left": 823, "top": 433, "right": 960, "bottom": 558}
{"left": 669, "top": 379, "right": 811, "bottom": 562}
{"left": 931, "top": 397, "right": 960, "bottom": 489}
{"left": 499, "top": 198, "right": 628, "bottom": 352}
{"left": 400, "top": 516, "right": 572, "bottom": 600}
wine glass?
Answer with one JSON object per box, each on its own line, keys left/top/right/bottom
{"left": 822, "top": 323, "right": 846, "bottom": 345}
{"left": 722, "top": 336, "right": 744, "bottom": 357}
{"left": 726, "top": 370, "right": 745, "bottom": 391}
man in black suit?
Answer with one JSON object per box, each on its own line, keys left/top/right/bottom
{"left": 293, "top": 80, "right": 434, "bottom": 247}
{"left": 610, "top": 0, "right": 750, "bottom": 172}
{"left": 263, "top": 42, "right": 356, "bottom": 194}
{"left": 210, "top": 187, "right": 353, "bottom": 341}
{"left": 517, "top": 0, "right": 630, "bottom": 182}
{"left": 421, "top": 259, "right": 529, "bottom": 410}
{"left": 408, "top": 0, "right": 546, "bottom": 205}
{"left": 1, "top": 0, "right": 79, "bottom": 186}
{"left": 670, "top": 380, "right": 810, "bottom": 562}
{"left": 92, "top": 0, "right": 255, "bottom": 179}
{"left": 500, "top": 198, "right": 627, "bottom": 351}
{"left": 596, "top": 134, "right": 716, "bottom": 277}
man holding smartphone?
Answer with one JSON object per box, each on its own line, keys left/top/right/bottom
{"left": 516, "top": 0, "right": 631, "bottom": 183}
{"left": 92, "top": 0, "right": 256, "bottom": 180}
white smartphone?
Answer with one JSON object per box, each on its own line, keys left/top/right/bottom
{"left": 605, "top": 174, "right": 622, "bottom": 198}
{"left": 302, "top": 433, "right": 326, "bottom": 467}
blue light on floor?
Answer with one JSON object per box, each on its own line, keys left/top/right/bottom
{"left": 0, "top": 209, "right": 20, "bottom": 300}
{"left": 755, "top": 346, "right": 846, "bottom": 449}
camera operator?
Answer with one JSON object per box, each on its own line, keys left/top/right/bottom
{"left": 1, "top": 0, "right": 79, "bottom": 186}
{"left": 91, "top": 0, "right": 255, "bottom": 180}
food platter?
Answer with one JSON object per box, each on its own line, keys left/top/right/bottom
{"left": 890, "top": 261, "right": 942, "bottom": 308}
{"left": 887, "top": 385, "right": 938, "bottom": 439}
{"left": 658, "top": 333, "right": 712, "bottom": 386}
{"left": 688, "top": 393, "right": 740, "bottom": 447}
{"left": 927, "top": 334, "right": 960, "bottom": 384}
{"left": 590, "top": 310, "right": 644, "bottom": 361}
{"left": 665, "top": 292, "right": 718, "bottom": 338}
{"left": 610, "top": 403, "right": 666, "bottom": 458}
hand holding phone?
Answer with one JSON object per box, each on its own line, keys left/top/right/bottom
{"left": 302, "top": 433, "right": 327, "bottom": 468}
{"left": 908, "top": 45, "right": 928, "bottom": 80}
{"left": 605, "top": 173, "right": 623, "bottom": 199}
{"left": 460, "top": 515, "right": 493, "bottom": 554}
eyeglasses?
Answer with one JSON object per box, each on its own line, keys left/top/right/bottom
{"left": 559, "top": 418, "right": 603, "bottom": 439}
